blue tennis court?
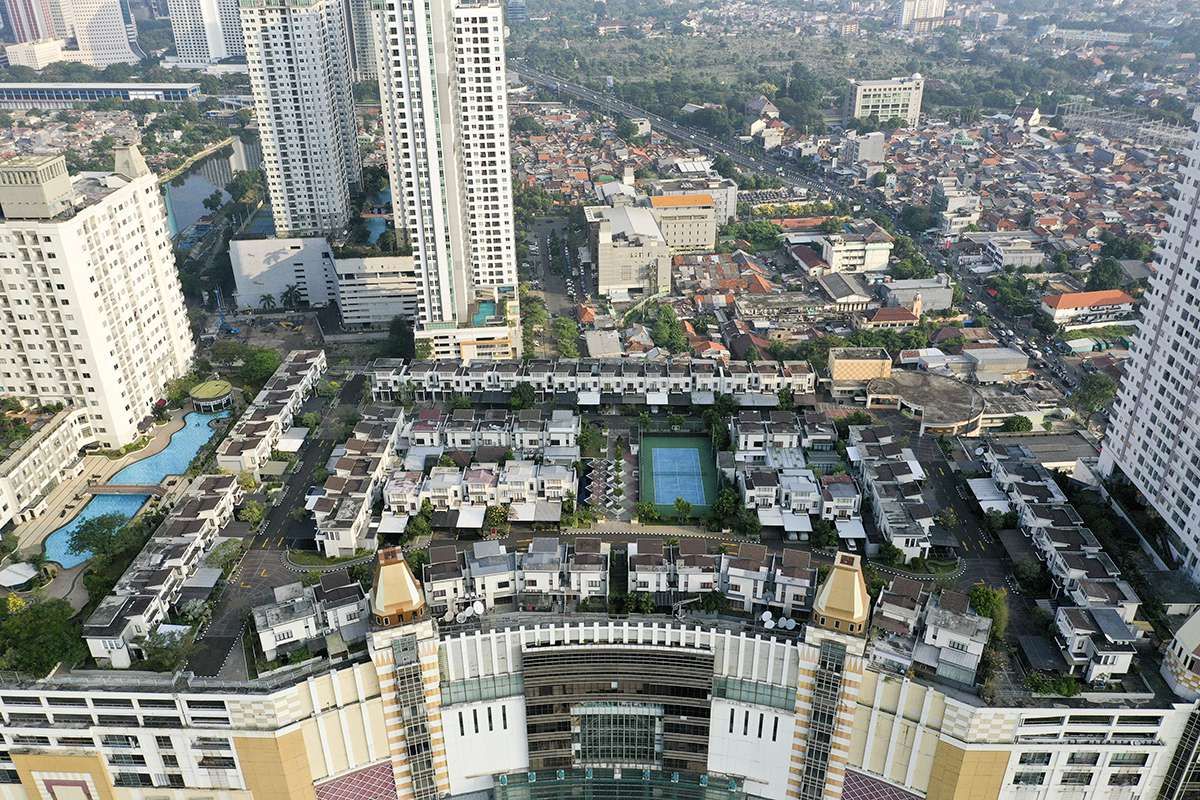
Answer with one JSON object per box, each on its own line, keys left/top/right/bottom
{"left": 651, "top": 446, "right": 707, "bottom": 505}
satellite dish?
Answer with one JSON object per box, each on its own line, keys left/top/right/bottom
{"left": 974, "top": 447, "right": 985, "bottom": 455}
{"left": 473, "top": 601, "right": 485, "bottom": 615}
{"left": 765, "top": 620, "right": 776, "bottom": 629}
{"left": 760, "top": 611, "right": 773, "bottom": 622}
{"left": 455, "top": 611, "right": 468, "bottom": 623}
{"left": 442, "top": 608, "right": 456, "bottom": 622}
{"left": 784, "top": 618, "right": 797, "bottom": 630}
{"left": 462, "top": 605, "right": 474, "bottom": 618}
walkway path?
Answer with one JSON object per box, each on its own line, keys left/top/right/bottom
{"left": 12, "top": 413, "right": 188, "bottom": 554}
{"left": 30, "top": 563, "right": 90, "bottom": 613}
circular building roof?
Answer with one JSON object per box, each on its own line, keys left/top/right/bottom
{"left": 866, "top": 371, "right": 985, "bottom": 430}
{"left": 189, "top": 379, "right": 233, "bottom": 402}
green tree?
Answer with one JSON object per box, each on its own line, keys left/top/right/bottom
{"left": 968, "top": 584, "right": 1009, "bottom": 641}
{"left": 258, "top": 293, "right": 277, "bottom": 311}
{"left": 733, "top": 507, "right": 761, "bottom": 537}
{"left": 1074, "top": 373, "right": 1117, "bottom": 423}
{"left": 999, "top": 415, "right": 1034, "bottom": 432}
{"left": 300, "top": 412, "right": 322, "bottom": 429}
{"left": 484, "top": 505, "right": 510, "bottom": 537}
{"left": 878, "top": 542, "right": 904, "bottom": 566}
{"left": 778, "top": 386, "right": 794, "bottom": 410}
{"left": 936, "top": 508, "right": 960, "bottom": 529}
{"left": 0, "top": 599, "right": 87, "bottom": 675}
{"left": 280, "top": 284, "right": 303, "bottom": 308}
{"left": 202, "top": 190, "right": 224, "bottom": 214}
{"left": 238, "top": 500, "right": 267, "bottom": 526}
{"left": 810, "top": 518, "right": 838, "bottom": 549}
{"left": 414, "top": 340, "right": 433, "bottom": 360}
{"left": 1085, "top": 257, "right": 1125, "bottom": 291}
{"left": 708, "top": 487, "right": 740, "bottom": 529}
{"left": 674, "top": 497, "right": 693, "bottom": 522}
{"left": 509, "top": 382, "right": 536, "bottom": 410}
{"left": 616, "top": 117, "right": 639, "bottom": 141}
{"left": 700, "top": 591, "right": 725, "bottom": 613}
{"left": 635, "top": 501, "right": 658, "bottom": 522}
{"left": 138, "top": 628, "right": 195, "bottom": 672}
{"left": 238, "top": 348, "right": 282, "bottom": 388}
{"left": 68, "top": 512, "right": 130, "bottom": 563}
{"left": 578, "top": 422, "right": 603, "bottom": 456}
{"left": 629, "top": 591, "right": 654, "bottom": 614}
{"left": 899, "top": 204, "right": 935, "bottom": 233}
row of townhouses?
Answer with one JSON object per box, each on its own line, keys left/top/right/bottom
{"left": 850, "top": 425, "right": 936, "bottom": 563}
{"left": 369, "top": 357, "right": 817, "bottom": 406}
{"left": 251, "top": 570, "right": 369, "bottom": 661}
{"left": 405, "top": 407, "right": 580, "bottom": 458}
{"left": 310, "top": 407, "right": 405, "bottom": 557}
{"left": 982, "top": 441, "right": 1143, "bottom": 684}
{"left": 215, "top": 349, "right": 327, "bottom": 477}
{"left": 383, "top": 461, "right": 577, "bottom": 529}
{"left": 81, "top": 474, "right": 243, "bottom": 668}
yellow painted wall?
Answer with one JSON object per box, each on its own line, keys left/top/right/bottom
{"left": 11, "top": 752, "right": 115, "bottom": 800}
{"left": 234, "top": 731, "right": 317, "bottom": 800}
{"left": 925, "top": 740, "right": 1009, "bottom": 800}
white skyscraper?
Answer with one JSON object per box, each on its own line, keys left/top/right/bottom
{"left": 343, "top": 0, "right": 376, "bottom": 81}
{"left": 1100, "top": 108, "right": 1200, "bottom": 577}
{"left": 372, "top": 0, "right": 521, "bottom": 360}
{"left": 65, "top": 0, "right": 141, "bottom": 65}
{"left": 0, "top": 147, "right": 195, "bottom": 447}
{"left": 167, "top": 0, "right": 243, "bottom": 64}
{"left": 240, "top": 0, "right": 361, "bottom": 237}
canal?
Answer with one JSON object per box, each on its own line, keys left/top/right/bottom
{"left": 162, "top": 136, "right": 263, "bottom": 236}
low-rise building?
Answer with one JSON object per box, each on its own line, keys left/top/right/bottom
{"left": 1041, "top": 289, "right": 1136, "bottom": 327}
{"left": 986, "top": 237, "right": 1043, "bottom": 270}
{"left": 0, "top": 405, "right": 96, "bottom": 530}
{"left": 828, "top": 347, "right": 892, "bottom": 399}
{"left": 877, "top": 273, "right": 954, "bottom": 312}
{"left": 648, "top": 193, "right": 718, "bottom": 253}
{"left": 584, "top": 205, "right": 671, "bottom": 298}
{"left": 252, "top": 571, "right": 369, "bottom": 661}
{"left": 215, "top": 350, "right": 326, "bottom": 477}
{"left": 648, "top": 175, "right": 738, "bottom": 222}
{"left": 820, "top": 219, "right": 895, "bottom": 273}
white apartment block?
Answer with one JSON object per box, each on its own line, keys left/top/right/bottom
{"left": 167, "top": 0, "right": 244, "bottom": 65}
{"left": 63, "top": 0, "right": 141, "bottom": 66}
{"left": 240, "top": 0, "right": 360, "bottom": 237}
{"left": 343, "top": 0, "right": 375, "bottom": 80}
{"left": 0, "top": 405, "right": 94, "bottom": 529}
{"left": 335, "top": 255, "right": 420, "bottom": 328}
{"left": 1101, "top": 109, "right": 1200, "bottom": 577}
{"left": 932, "top": 176, "right": 981, "bottom": 237}
{"left": 897, "top": 0, "right": 947, "bottom": 31}
{"left": 252, "top": 571, "right": 368, "bottom": 661}
{"left": 0, "top": 149, "right": 194, "bottom": 447}
{"left": 820, "top": 220, "right": 895, "bottom": 273}
{"left": 215, "top": 349, "right": 326, "bottom": 476}
{"left": 373, "top": 0, "right": 521, "bottom": 360}
{"left": 648, "top": 175, "right": 739, "bottom": 223}
{"left": 843, "top": 74, "right": 925, "bottom": 128}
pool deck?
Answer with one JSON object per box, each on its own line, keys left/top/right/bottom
{"left": 13, "top": 413, "right": 192, "bottom": 554}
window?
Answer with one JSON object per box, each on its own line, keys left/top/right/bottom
{"left": 1013, "top": 772, "right": 1044, "bottom": 786}
{"left": 1109, "top": 753, "right": 1149, "bottom": 767}
{"left": 1109, "top": 774, "right": 1141, "bottom": 787}
{"left": 1060, "top": 772, "right": 1091, "bottom": 786}
{"left": 1067, "top": 753, "right": 1099, "bottom": 766}
{"left": 1019, "top": 753, "right": 1052, "bottom": 766}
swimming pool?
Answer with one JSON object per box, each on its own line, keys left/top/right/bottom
{"left": 472, "top": 301, "right": 498, "bottom": 326}
{"left": 43, "top": 494, "right": 150, "bottom": 569}
{"left": 43, "top": 410, "right": 230, "bottom": 567}
{"left": 108, "top": 411, "right": 229, "bottom": 484}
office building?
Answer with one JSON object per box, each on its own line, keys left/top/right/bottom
{"left": 584, "top": 204, "right": 672, "bottom": 298}
{"left": 241, "top": 0, "right": 360, "bottom": 237}
{"left": 167, "top": 0, "right": 243, "bottom": 64}
{"left": 2, "top": 0, "right": 53, "bottom": 41}
{"left": 1101, "top": 109, "right": 1200, "bottom": 578}
{"left": 897, "top": 0, "right": 947, "bottom": 31}
{"left": 0, "top": 148, "right": 194, "bottom": 446}
{"left": 373, "top": 0, "right": 521, "bottom": 359}
{"left": 67, "top": 0, "right": 142, "bottom": 65}
{"left": 648, "top": 175, "right": 739, "bottom": 222}
{"left": 843, "top": 74, "right": 924, "bottom": 128}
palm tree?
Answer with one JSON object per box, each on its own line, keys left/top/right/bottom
{"left": 259, "top": 294, "right": 277, "bottom": 311}
{"left": 280, "top": 284, "right": 302, "bottom": 308}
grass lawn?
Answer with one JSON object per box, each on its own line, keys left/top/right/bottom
{"left": 287, "top": 548, "right": 368, "bottom": 567}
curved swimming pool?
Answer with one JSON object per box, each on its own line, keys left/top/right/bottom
{"left": 42, "top": 410, "right": 230, "bottom": 568}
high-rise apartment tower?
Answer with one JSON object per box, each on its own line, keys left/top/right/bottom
{"left": 372, "top": 0, "right": 521, "bottom": 360}
{"left": 240, "top": 0, "right": 361, "bottom": 237}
